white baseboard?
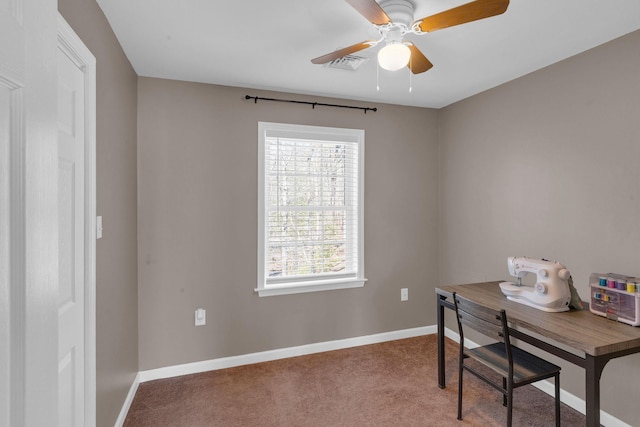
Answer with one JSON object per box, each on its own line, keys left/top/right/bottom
{"left": 114, "top": 372, "right": 140, "bottom": 427}
{"left": 138, "top": 326, "right": 435, "bottom": 383}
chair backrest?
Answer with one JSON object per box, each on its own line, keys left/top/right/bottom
{"left": 453, "top": 292, "right": 511, "bottom": 349}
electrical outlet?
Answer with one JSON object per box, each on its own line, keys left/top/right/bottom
{"left": 195, "top": 308, "right": 206, "bottom": 326}
{"left": 401, "top": 288, "right": 408, "bottom": 301}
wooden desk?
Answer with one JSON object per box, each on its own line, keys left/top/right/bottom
{"left": 436, "top": 281, "right": 640, "bottom": 427}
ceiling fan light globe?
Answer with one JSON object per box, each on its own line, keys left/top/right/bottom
{"left": 377, "top": 43, "right": 411, "bottom": 71}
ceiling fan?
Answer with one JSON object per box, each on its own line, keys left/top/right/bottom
{"left": 311, "top": 0, "right": 510, "bottom": 74}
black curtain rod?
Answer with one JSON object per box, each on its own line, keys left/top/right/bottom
{"left": 245, "top": 95, "right": 377, "bottom": 114}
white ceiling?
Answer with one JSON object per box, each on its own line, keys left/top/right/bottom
{"left": 96, "top": 0, "right": 640, "bottom": 109}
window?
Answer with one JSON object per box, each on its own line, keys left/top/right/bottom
{"left": 257, "top": 122, "right": 366, "bottom": 297}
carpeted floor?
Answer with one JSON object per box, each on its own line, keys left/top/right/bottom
{"left": 124, "top": 335, "right": 588, "bottom": 426}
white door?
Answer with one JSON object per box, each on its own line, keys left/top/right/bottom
{"left": 0, "top": 2, "right": 27, "bottom": 423}
{"left": 0, "top": 42, "right": 17, "bottom": 427}
{"left": 57, "top": 41, "right": 86, "bottom": 427}
{"left": 56, "top": 15, "right": 97, "bottom": 427}
{"left": 1, "top": 0, "right": 60, "bottom": 426}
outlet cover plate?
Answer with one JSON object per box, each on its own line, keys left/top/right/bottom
{"left": 195, "top": 308, "right": 206, "bottom": 326}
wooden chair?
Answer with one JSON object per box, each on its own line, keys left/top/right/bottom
{"left": 453, "top": 292, "right": 561, "bottom": 427}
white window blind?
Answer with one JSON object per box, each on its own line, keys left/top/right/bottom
{"left": 257, "top": 122, "right": 365, "bottom": 296}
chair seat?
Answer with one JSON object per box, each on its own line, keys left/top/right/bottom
{"left": 466, "top": 342, "right": 561, "bottom": 384}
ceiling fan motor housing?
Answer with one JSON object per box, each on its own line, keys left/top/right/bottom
{"left": 378, "top": 0, "right": 416, "bottom": 28}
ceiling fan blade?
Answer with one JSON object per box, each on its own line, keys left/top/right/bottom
{"left": 407, "top": 43, "right": 433, "bottom": 74}
{"left": 311, "top": 41, "right": 375, "bottom": 64}
{"left": 345, "top": 0, "right": 392, "bottom": 25}
{"left": 414, "top": 0, "right": 509, "bottom": 33}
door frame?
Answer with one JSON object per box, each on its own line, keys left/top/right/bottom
{"left": 57, "top": 14, "right": 97, "bottom": 425}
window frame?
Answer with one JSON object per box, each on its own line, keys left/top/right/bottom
{"left": 256, "top": 122, "right": 366, "bottom": 297}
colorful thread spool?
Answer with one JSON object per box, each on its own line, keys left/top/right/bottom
{"left": 628, "top": 282, "right": 637, "bottom": 293}
{"left": 616, "top": 280, "right": 627, "bottom": 290}
{"left": 599, "top": 277, "right": 607, "bottom": 287}
{"left": 607, "top": 278, "right": 616, "bottom": 288}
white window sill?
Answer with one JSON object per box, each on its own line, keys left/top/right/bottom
{"left": 255, "top": 278, "right": 367, "bottom": 297}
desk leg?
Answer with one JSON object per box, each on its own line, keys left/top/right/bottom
{"left": 437, "top": 295, "right": 446, "bottom": 389}
{"left": 585, "top": 354, "right": 607, "bottom": 427}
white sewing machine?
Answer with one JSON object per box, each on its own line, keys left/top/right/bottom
{"left": 499, "top": 256, "right": 572, "bottom": 312}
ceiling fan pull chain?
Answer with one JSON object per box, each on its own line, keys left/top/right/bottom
{"left": 376, "top": 60, "right": 380, "bottom": 91}
{"left": 409, "top": 57, "right": 413, "bottom": 93}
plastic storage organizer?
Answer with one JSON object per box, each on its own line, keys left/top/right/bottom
{"left": 589, "top": 273, "right": 640, "bottom": 326}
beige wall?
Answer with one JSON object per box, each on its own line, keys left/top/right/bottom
{"left": 439, "top": 29, "right": 640, "bottom": 426}
{"left": 137, "top": 79, "right": 440, "bottom": 370}
{"left": 57, "top": 2, "right": 139, "bottom": 426}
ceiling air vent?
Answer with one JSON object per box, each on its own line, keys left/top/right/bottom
{"left": 326, "top": 54, "right": 369, "bottom": 71}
